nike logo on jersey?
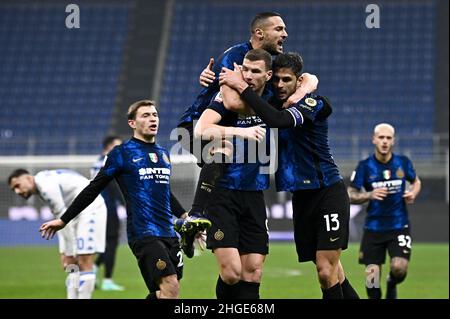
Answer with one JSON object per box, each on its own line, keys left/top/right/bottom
{"left": 132, "top": 157, "right": 143, "bottom": 163}
{"left": 330, "top": 237, "right": 340, "bottom": 242}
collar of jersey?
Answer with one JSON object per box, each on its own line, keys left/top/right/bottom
{"left": 132, "top": 137, "right": 156, "bottom": 146}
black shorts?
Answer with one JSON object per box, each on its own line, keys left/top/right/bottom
{"left": 129, "top": 236, "right": 183, "bottom": 293}
{"left": 292, "top": 180, "right": 350, "bottom": 262}
{"left": 359, "top": 228, "right": 412, "bottom": 265}
{"left": 177, "top": 122, "right": 210, "bottom": 167}
{"left": 205, "top": 188, "right": 269, "bottom": 255}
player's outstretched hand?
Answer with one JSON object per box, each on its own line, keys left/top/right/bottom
{"left": 282, "top": 73, "right": 319, "bottom": 108}
{"left": 238, "top": 126, "right": 266, "bottom": 142}
{"left": 370, "top": 187, "right": 388, "bottom": 201}
{"left": 199, "top": 58, "right": 215, "bottom": 87}
{"left": 39, "top": 219, "right": 66, "bottom": 240}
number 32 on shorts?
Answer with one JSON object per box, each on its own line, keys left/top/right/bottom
{"left": 324, "top": 214, "right": 340, "bottom": 231}
{"left": 397, "top": 235, "right": 412, "bottom": 248}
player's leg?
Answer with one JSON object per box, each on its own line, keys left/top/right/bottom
{"left": 337, "top": 261, "right": 360, "bottom": 299}
{"left": 77, "top": 254, "right": 97, "bottom": 299}
{"left": 386, "top": 229, "right": 411, "bottom": 299}
{"left": 174, "top": 123, "right": 216, "bottom": 257}
{"left": 75, "top": 205, "right": 107, "bottom": 299}
{"left": 58, "top": 224, "right": 79, "bottom": 299}
{"left": 157, "top": 274, "right": 180, "bottom": 298}
{"left": 240, "top": 253, "right": 266, "bottom": 299}
{"left": 315, "top": 181, "right": 351, "bottom": 299}
{"left": 130, "top": 237, "right": 183, "bottom": 299}
{"left": 101, "top": 214, "right": 124, "bottom": 291}
{"left": 205, "top": 188, "right": 242, "bottom": 299}
{"left": 359, "top": 231, "right": 386, "bottom": 299}
{"left": 214, "top": 248, "right": 243, "bottom": 298}
{"left": 237, "top": 191, "right": 269, "bottom": 299}
{"left": 386, "top": 257, "right": 408, "bottom": 299}
{"left": 316, "top": 249, "right": 343, "bottom": 298}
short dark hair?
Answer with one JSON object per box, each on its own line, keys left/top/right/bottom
{"left": 251, "top": 12, "right": 282, "bottom": 33}
{"left": 273, "top": 52, "right": 304, "bottom": 78}
{"left": 7, "top": 169, "right": 30, "bottom": 185}
{"left": 102, "top": 135, "right": 121, "bottom": 149}
{"left": 127, "top": 100, "right": 157, "bottom": 120}
{"left": 244, "top": 49, "right": 272, "bottom": 71}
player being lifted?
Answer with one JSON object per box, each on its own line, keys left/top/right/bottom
{"left": 220, "top": 52, "right": 359, "bottom": 299}
{"left": 348, "top": 123, "right": 421, "bottom": 299}
{"left": 175, "top": 12, "right": 318, "bottom": 258}
{"left": 8, "top": 168, "right": 107, "bottom": 299}
{"left": 195, "top": 49, "right": 273, "bottom": 299}
{"left": 40, "top": 100, "right": 190, "bottom": 299}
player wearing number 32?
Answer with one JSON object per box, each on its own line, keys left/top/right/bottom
{"left": 347, "top": 123, "right": 421, "bottom": 299}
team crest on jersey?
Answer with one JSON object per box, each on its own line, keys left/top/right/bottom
{"left": 396, "top": 167, "right": 404, "bottom": 178}
{"left": 149, "top": 153, "right": 158, "bottom": 163}
{"left": 305, "top": 97, "right": 317, "bottom": 107}
{"left": 214, "top": 229, "right": 224, "bottom": 241}
{"left": 383, "top": 169, "right": 391, "bottom": 180}
{"left": 156, "top": 259, "right": 166, "bottom": 270}
{"left": 162, "top": 153, "right": 170, "bottom": 165}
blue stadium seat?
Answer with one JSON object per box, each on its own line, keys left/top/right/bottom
{"left": 0, "top": 3, "right": 130, "bottom": 155}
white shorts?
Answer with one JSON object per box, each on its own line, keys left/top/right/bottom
{"left": 57, "top": 199, "right": 107, "bottom": 256}
{"left": 57, "top": 223, "right": 76, "bottom": 256}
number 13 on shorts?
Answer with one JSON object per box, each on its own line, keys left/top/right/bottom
{"left": 324, "top": 213, "right": 340, "bottom": 231}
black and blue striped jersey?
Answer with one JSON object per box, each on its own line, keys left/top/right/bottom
{"left": 60, "top": 137, "right": 186, "bottom": 243}
{"left": 350, "top": 154, "right": 417, "bottom": 232}
{"left": 275, "top": 94, "right": 342, "bottom": 191}
{"left": 207, "top": 96, "right": 271, "bottom": 191}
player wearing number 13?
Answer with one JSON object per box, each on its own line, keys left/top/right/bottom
{"left": 348, "top": 123, "right": 421, "bottom": 299}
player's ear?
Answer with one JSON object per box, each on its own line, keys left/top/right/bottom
{"left": 266, "top": 70, "right": 273, "bottom": 81}
{"left": 254, "top": 28, "right": 264, "bottom": 40}
{"left": 128, "top": 119, "right": 136, "bottom": 129}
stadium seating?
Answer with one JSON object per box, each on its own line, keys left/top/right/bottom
{"left": 0, "top": 3, "right": 130, "bottom": 155}
{"left": 158, "top": 0, "right": 436, "bottom": 159}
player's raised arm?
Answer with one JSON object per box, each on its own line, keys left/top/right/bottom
{"left": 199, "top": 58, "right": 216, "bottom": 87}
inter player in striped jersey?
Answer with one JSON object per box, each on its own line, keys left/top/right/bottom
{"left": 8, "top": 168, "right": 107, "bottom": 299}
{"left": 348, "top": 123, "right": 421, "bottom": 299}
{"left": 175, "top": 12, "right": 318, "bottom": 258}
{"left": 220, "top": 52, "right": 359, "bottom": 299}
{"left": 195, "top": 49, "right": 273, "bottom": 299}
{"left": 40, "top": 100, "right": 189, "bottom": 299}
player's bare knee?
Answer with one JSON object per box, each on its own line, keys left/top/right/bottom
{"left": 391, "top": 265, "right": 407, "bottom": 278}
{"left": 316, "top": 259, "right": 339, "bottom": 286}
{"left": 220, "top": 265, "right": 241, "bottom": 285}
{"left": 77, "top": 254, "right": 95, "bottom": 271}
{"left": 390, "top": 258, "right": 408, "bottom": 277}
{"left": 159, "top": 275, "right": 179, "bottom": 299}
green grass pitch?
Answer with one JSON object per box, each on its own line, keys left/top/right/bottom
{"left": 0, "top": 243, "right": 447, "bottom": 299}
